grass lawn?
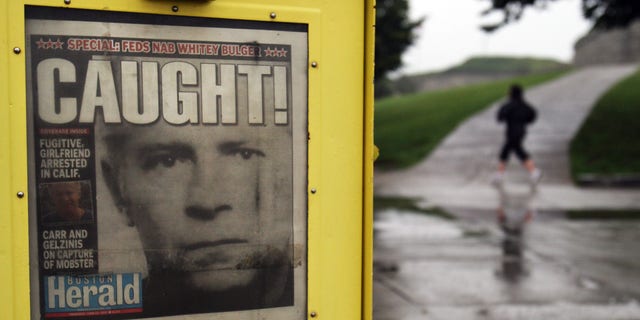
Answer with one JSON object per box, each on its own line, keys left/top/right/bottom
{"left": 373, "top": 196, "right": 454, "bottom": 219}
{"left": 570, "top": 69, "right": 640, "bottom": 178}
{"left": 375, "top": 70, "right": 568, "bottom": 169}
{"left": 567, "top": 210, "right": 640, "bottom": 220}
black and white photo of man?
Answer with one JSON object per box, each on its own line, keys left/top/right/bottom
{"left": 99, "top": 120, "right": 294, "bottom": 316}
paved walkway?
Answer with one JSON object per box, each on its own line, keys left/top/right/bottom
{"left": 373, "top": 65, "right": 640, "bottom": 320}
{"left": 373, "top": 208, "right": 640, "bottom": 320}
{"left": 375, "top": 64, "right": 640, "bottom": 211}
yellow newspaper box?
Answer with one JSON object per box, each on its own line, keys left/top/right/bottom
{"left": 1, "top": 1, "right": 375, "bottom": 319}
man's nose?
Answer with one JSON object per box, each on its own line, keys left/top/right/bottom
{"left": 185, "top": 162, "right": 229, "bottom": 219}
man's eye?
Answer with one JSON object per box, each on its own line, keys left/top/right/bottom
{"left": 137, "top": 145, "right": 195, "bottom": 171}
{"left": 142, "top": 154, "right": 181, "bottom": 170}
{"left": 159, "top": 155, "right": 177, "bottom": 167}
{"left": 233, "top": 148, "right": 265, "bottom": 160}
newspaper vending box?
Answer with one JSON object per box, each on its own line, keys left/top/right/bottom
{"left": 0, "top": 1, "right": 375, "bottom": 319}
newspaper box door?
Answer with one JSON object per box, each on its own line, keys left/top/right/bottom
{"left": 2, "top": 1, "right": 373, "bottom": 319}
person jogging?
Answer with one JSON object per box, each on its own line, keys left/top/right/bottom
{"left": 494, "top": 84, "right": 542, "bottom": 184}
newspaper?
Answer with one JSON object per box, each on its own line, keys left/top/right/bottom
{"left": 26, "top": 6, "right": 307, "bottom": 319}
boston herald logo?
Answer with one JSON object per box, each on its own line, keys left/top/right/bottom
{"left": 46, "top": 273, "right": 141, "bottom": 311}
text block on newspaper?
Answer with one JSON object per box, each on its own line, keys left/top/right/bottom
{"left": 26, "top": 7, "right": 308, "bottom": 319}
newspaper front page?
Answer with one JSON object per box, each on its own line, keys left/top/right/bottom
{"left": 26, "top": 7, "right": 308, "bottom": 319}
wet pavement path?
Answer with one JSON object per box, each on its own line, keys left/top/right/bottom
{"left": 373, "top": 208, "right": 640, "bottom": 320}
{"left": 373, "top": 65, "right": 640, "bottom": 319}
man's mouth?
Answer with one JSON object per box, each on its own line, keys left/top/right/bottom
{"left": 181, "top": 239, "right": 249, "bottom": 271}
{"left": 180, "top": 240, "right": 288, "bottom": 271}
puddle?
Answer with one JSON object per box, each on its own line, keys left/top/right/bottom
{"left": 374, "top": 209, "right": 463, "bottom": 241}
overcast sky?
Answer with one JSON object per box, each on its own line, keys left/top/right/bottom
{"left": 398, "top": 0, "right": 593, "bottom": 75}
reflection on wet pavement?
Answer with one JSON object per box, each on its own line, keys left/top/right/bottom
{"left": 373, "top": 184, "right": 640, "bottom": 320}
{"left": 495, "top": 182, "right": 535, "bottom": 285}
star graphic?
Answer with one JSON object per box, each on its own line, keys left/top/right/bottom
{"left": 45, "top": 39, "right": 57, "bottom": 49}
{"left": 52, "top": 39, "right": 64, "bottom": 50}
{"left": 276, "top": 48, "right": 288, "bottom": 58}
{"left": 36, "top": 38, "right": 46, "bottom": 49}
{"left": 264, "top": 47, "right": 275, "bottom": 57}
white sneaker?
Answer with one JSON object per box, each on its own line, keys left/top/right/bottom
{"left": 530, "top": 169, "right": 543, "bottom": 184}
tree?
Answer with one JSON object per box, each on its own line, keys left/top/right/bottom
{"left": 481, "top": 0, "right": 640, "bottom": 31}
{"left": 583, "top": 0, "right": 640, "bottom": 29}
{"left": 375, "top": 0, "right": 424, "bottom": 96}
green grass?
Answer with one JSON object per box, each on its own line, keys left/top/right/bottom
{"left": 446, "top": 56, "right": 568, "bottom": 74}
{"left": 393, "top": 56, "right": 568, "bottom": 95}
{"left": 374, "top": 196, "right": 455, "bottom": 220}
{"left": 570, "top": 69, "right": 640, "bottom": 178}
{"left": 375, "top": 70, "right": 568, "bottom": 169}
{"left": 567, "top": 210, "right": 640, "bottom": 220}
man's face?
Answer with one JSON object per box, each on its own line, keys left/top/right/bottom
{"left": 50, "top": 183, "right": 82, "bottom": 220}
{"left": 106, "top": 122, "right": 292, "bottom": 292}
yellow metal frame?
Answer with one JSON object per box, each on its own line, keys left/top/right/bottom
{"left": 362, "top": 1, "right": 376, "bottom": 320}
{"left": 1, "top": 0, "right": 374, "bottom": 319}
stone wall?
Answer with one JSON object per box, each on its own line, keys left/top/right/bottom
{"left": 574, "top": 21, "right": 640, "bottom": 66}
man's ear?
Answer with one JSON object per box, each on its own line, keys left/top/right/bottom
{"left": 101, "top": 160, "right": 126, "bottom": 211}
